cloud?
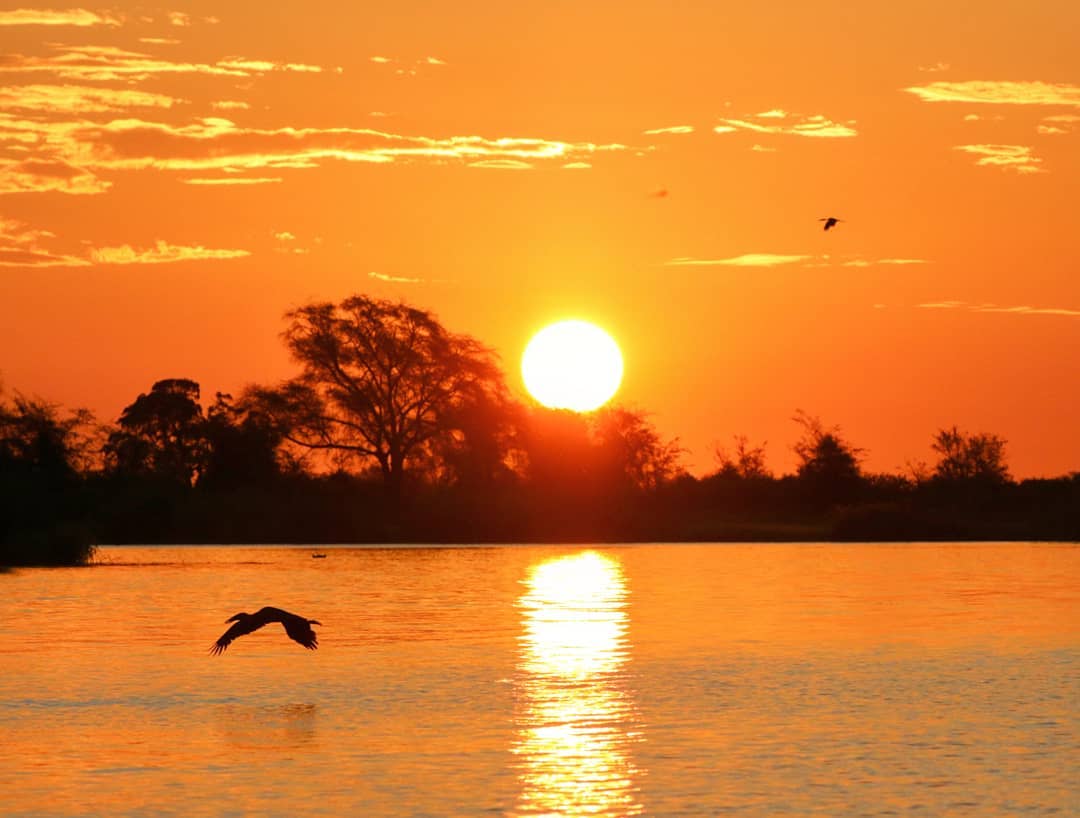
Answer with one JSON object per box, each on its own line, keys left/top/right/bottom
{"left": 714, "top": 111, "right": 857, "bottom": 138}
{"left": 0, "top": 83, "right": 178, "bottom": 113}
{"left": 467, "top": 159, "right": 533, "bottom": 169}
{"left": 668, "top": 254, "right": 928, "bottom": 269}
{"left": 750, "top": 144, "right": 777, "bottom": 152}
{"left": 167, "top": 11, "right": 191, "bottom": 26}
{"left": 643, "top": 125, "right": 694, "bottom": 135}
{"left": 918, "top": 300, "right": 1080, "bottom": 317}
{"left": 0, "top": 158, "right": 109, "bottom": 194}
{"left": 917, "top": 62, "right": 951, "bottom": 73}
{"left": 1037, "top": 114, "right": 1079, "bottom": 135}
{"left": 666, "top": 254, "right": 811, "bottom": 267}
{"left": 0, "top": 216, "right": 89, "bottom": 267}
{"left": 211, "top": 100, "right": 250, "bottom": 111}
{"left": 138, "top": 37, "right": 180, "bottom": 45}
{"left": 63, "top": 118, "right": 626, "bottom": 175}
{"left": 368, "top": 271, "right": 424, "bottom": 284}
{"left": 904, "top": 80, "right": 1080, "bottom": 107}
{"left": 954, "top": 143, "right": 1044, "bottom": 174}
{"left": 182, "top": 176, "right": 282, "bottom": 185}
{"left": 273, "top": 231, "right": 295, "bottom": 241}
{"left": 370, "top": 56, "right": 391, "bottom": 64}
{"left": 89, "top": 240, "right": 250, "bottom": 264}
{"left": 562, "top": 161, "right": 591, "bottom": 169}
{"left": 0, "top": 8, "right": 121, "bottom": 26}
{"left": 0, "top": 44, "right": 324, "bottom": 81}
{"left": 216, "top": 58, "right": 321, "bottom": 74}
{"left": 842, "top": 257, "right": 929, "bottom": 267}
{"left": 425, "top": 56, "right": 446, "bottom": 65}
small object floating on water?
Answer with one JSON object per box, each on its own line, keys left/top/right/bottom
{"left": 818, "top": 216, "right": 844, "bottom": 231}
{"left": 210, "top": 606, "right": 320, "bottom": 655}
{"left": 312, "top": 553, "right": 327, "bottom": 559}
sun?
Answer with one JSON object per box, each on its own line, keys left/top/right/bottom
{"left": 522, "top": 320, "right": 624, "bottom": 412}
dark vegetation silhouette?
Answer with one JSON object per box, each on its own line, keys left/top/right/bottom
{"left": 2, "top": 293, "right": 1077, "bottom": 565}
{"left": 211, "top": 606, "right": 320, "bottom": 655}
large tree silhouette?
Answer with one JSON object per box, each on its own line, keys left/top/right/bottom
{"left": 931, "top": 426, "right": 1010, "bottom": 484}
{"left": 792, "top": 409, "right": 864, "bottom": 506}
{"left": 251, "top": 296, "right": 509, "bottom": 506}
{"left": 105, "top": 378, "right": 206, "bottom": 485}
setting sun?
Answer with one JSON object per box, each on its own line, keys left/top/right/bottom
{"left": 521, "top": 320, "right": 624, "bottom": 412}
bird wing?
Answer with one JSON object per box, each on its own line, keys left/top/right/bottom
{"left": 282, "top": 617, "right": 319, "bottom": 651}
{"left": 210, "top": 616, "right": 268, "bottom": 655}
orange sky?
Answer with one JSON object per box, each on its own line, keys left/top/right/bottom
{"left": 1, "top": 1, "right": 1078, "bottom": 477}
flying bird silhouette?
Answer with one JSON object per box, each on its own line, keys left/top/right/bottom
{"left": 819, "top": 217, "right": 843, "bottom": 231}
{"left": 211, "top": 606, "right": 320, "bottom": 655}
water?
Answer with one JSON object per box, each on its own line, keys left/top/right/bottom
{"left": 1, "top": 543, "right": 1077, "bottom": 817}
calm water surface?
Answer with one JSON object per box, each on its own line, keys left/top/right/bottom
{"left": 1, "top": 543, "right": 1077, "bottom": 817}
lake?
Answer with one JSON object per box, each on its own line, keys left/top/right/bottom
{"left": 1, "top": 543, "right": 1077, "bottom": 817}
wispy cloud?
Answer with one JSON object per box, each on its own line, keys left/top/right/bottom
{"left": 714, "top": 111, "right": 857, "bottom": 138}
{"left": 0, "top": 158, "right": 109, "bottom": 194}
{"left": 211, "top": 100, "right": 250, "bottom": 111}
{"left": 0, "top": 8, "right": 121, "bottom": 26}
{"left": 0, "top": 83, "right": 178, "bottom": 113}
{"left": 167, "top": 11, "right": 191, "bottom": 26}
{"left": 841, "top": 257, "right": 929, "bottom": 267}
{"left": 905, "top": 80, "right": 1080, "bottom": 107}
{"left": 138, "top": 37, "right": 180, "bottom": 45}
{"left": 954, "top": 143, "right": 1044, "bottom": 174}
{"left": 668, "top": 254, "right": 928, "bottom": 269}
{"left": 918, "top": 300, "right": 1080, "bottom": 318}
{"left": 60, "top": 118, "right": 626, "bottom": 175}
{"left": 0, "top": 216, "right": 88, "bottom": 267}
{"left": 368, "top": 271, "right": 425, "bottom": 284}
{"left": 666, "top": 254, "right": 811, "bottom": 267}
{"left": 1037, "top": 114, "right": 1079, "bottom": 135}
{"left": 0, "top": 44, "right": 324, "bottom": 81}
{"left": 562, "top": 161, "right": 591, "bottom": 169}
{"left": 917, "top": 62, "right": 951, "bottom": 73}
{"left": 182, "top": 176, "right": 282, "bottom": 185}
{"left": 89, "top": 240, "right": 250, "bottom": 265}
{"left": 750, "top": 144, "right": 777, "bottom": 152}
{"left": 467, "top": 159, "right": 532, "bottom": 169}
{"left": 643, "top": 125, "right": 694, "bottom": 135}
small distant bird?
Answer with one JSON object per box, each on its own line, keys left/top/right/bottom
{"left": 819, "top": 217, "right": 843, "bottom": 231}
{"left": 211, "top": 606, "right": 321, "bottom": 655}
{"left": 650, "top": 188, "right": 669, "bottom": 198}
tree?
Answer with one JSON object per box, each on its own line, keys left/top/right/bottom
{"left": 250, "top": 296, "right": 510, "bottom": 507}
{"left": 791, "top": 410, "right": 864, "bottom": 505}
{"left": 105, "top": 378, "right": 207, "bottom": 485}
{"left": 0, "top": 390, "right": 99, "bottom": 565}
{"left": 0, "top": 392, "right": 98, "bottom": 481}
{"left": 931, "top": 426, "right": 1010, "bottom": 484}
{"left": 592, "top": 406, "right": 684, "bottom": 491}
{"left": 199, "top": 392, "right": 288, "bottom": 489}
{"left": 714, "top": 435, "right": 771, "bottom": 480}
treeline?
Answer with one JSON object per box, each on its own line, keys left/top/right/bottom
{"left": 2, "top": 294, "right": 1077, "bottom": 565}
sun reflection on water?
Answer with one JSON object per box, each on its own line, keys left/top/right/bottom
{"left": 513, "top": 551, "right": 643, "bottom": 817}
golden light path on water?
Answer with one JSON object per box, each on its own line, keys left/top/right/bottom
{"left": 512, "top": 551, "right": 643, "bottom": 817}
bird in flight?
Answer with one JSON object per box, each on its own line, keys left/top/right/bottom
{"left": 211, "top": 606, "right": 321, "bottom": 655}
{"left": 819, "top": 217, "right": 843, "bottom": 231}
